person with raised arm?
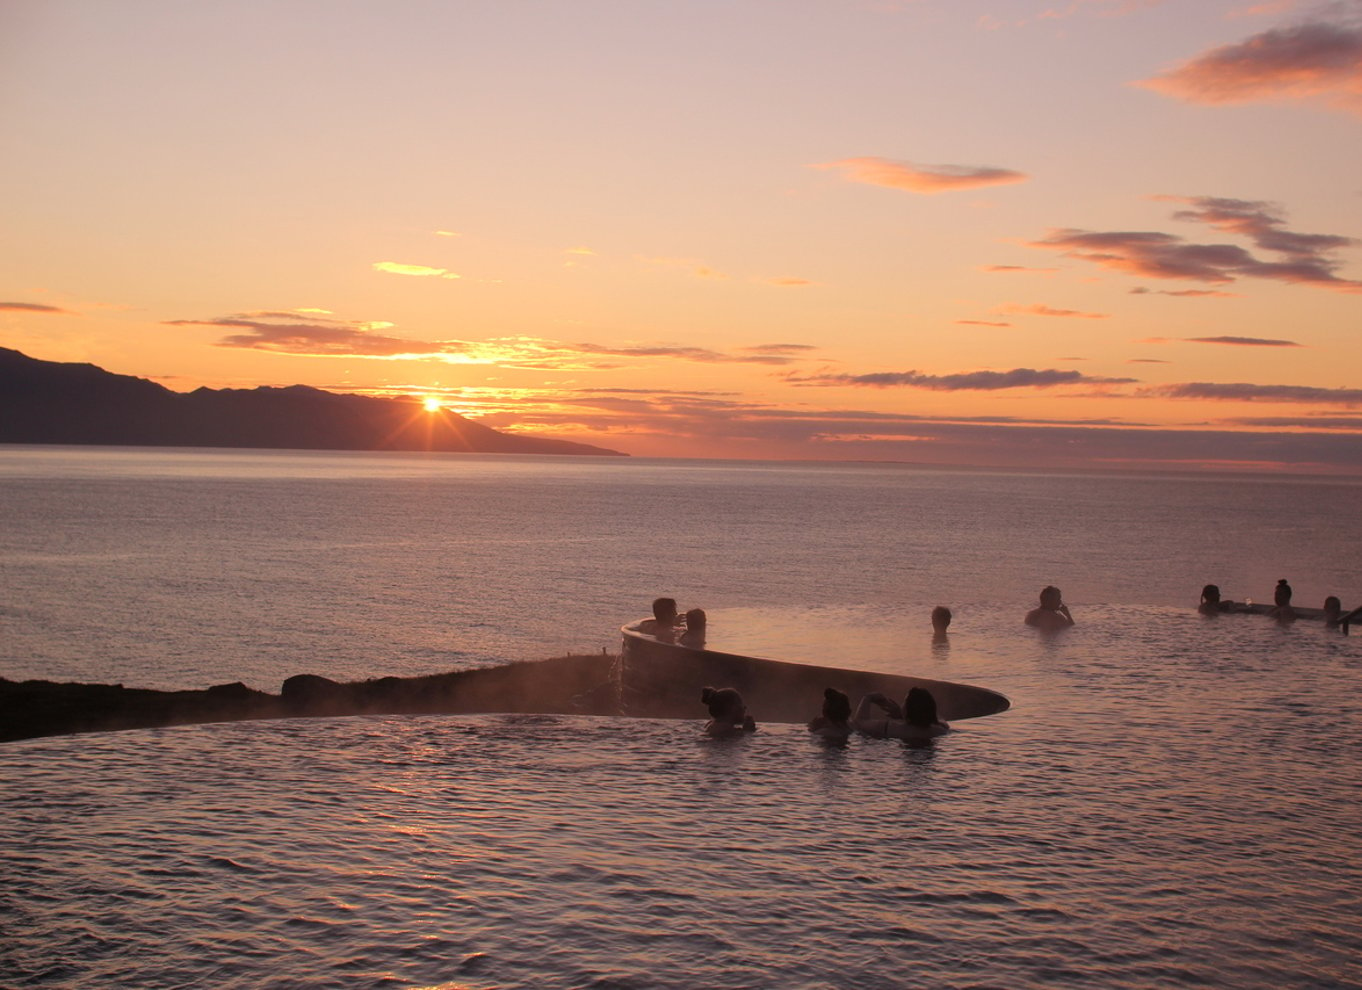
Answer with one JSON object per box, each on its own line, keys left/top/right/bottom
{"left": 1025, "top": 586, "right": 1074, "bottom": 630}
{"left": 852, "top": 687, "right": 949, "bottom": 741}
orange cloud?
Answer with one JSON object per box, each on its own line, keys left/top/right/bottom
{"left": 1136, "top": 18, "right": 1362, "bottom": 115}
{"left": 813, "top": 156, "right": 1028, "bottom": 194}
{"left": 957, "top": 319, "right": 1014, "bottom": 327}
{"left": 999, "top": 303, "right": 1110, "bottom": 318}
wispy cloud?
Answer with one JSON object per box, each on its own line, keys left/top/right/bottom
{"left": 566, "top": 342, "right": 803, "bottom": 365}
{"left": 999, "top": 303, "right": 1110, "bottom": 318}
{"left": 373, "top": 261, "right": 461, "bottom": 279}
{"left": 740, "top": 343, "right": 820, "bottom": 356}
{"left": 1148, "top": 381, "right": 1362, "bottom": 404}
{"left": 1029, "top": 195, "right": 1361, "bottom": 291}
{"left": 1136, "top": 16, "right": 1362, "bottom": 116}
{"left": 1185, "top": 335, "right": 1303, "bottom": 346}
{"left": 957, "top": 319, "right": 1014, "bottom": 327}
{"left": 464, "top": 386, "right": 1362, "bottom": 472}
{"left": 813, "top": 156, "right": 1028, "bottom": 194}
{"left": 167, "top": 312, "right": 815, "bottom": 368}
{"left": 789, "top": 367, "right": 1137, "bottom": 389}
{"left": 641, "top": 256, "right": 732, "bottom": 280}
{"left": 765, "top": 277, "right": 814, "bottom": 286}
{"left": 1130, "top": 286, "right": 1237, "bottom": 297}
{"left": 166, "top": 316, "right": 460, "bottom": 357}
{"left": 0, "top": 301, "right": 73, "bottom": 314}
{"left": 981, "top": 265, "right": 1059, "bottom": 274}
{"left": 1228, "top": 415, "right": 1362, "bottom": 429}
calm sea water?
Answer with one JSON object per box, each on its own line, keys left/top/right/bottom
{"left": 2, "top": 446, "right": 1361, "bottom": 989}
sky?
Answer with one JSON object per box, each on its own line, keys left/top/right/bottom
{"left": 2, "top": 0, "right": 1360, "bottom": 473}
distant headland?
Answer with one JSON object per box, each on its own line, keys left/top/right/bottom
{"left": 0, "top": 347, "right": 625, "bottom": 457}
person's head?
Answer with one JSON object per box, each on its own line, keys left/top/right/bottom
{"left": 1324, "top": 595, "right": 1342, "bottom": 616}
{"left": 652, "top": 597, "right": 678, "bottom": 623}
{"left": 700, "top": 686, "right": 744, "bottom": 721}
{"left": 1039, "top": 586, "right": 1063, "bottom": 609}
{"left": 1201, "top": 584, "right": 1221, "bottom": 605}
{"left": 1274, "top": 579, "right": 1292, "bottom": 606}
{"left": 931, "top": 606, "right": 952, "bottom": 633}
{"left": 822, "top": 687, "right": 851, "bottom": 723}
{"left": 684, "top": 607, "right": 706, "bottom": 631}
{"left": 903, "top": 687, "right": 939, "bottom": 728}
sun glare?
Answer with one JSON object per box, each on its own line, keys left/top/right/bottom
{"left": 422, "top": 397, "right": 442, "bottom": 412}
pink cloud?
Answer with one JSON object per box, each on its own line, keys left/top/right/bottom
{"left": 1148, "top": 381, "right": 1362, "bottom": 405}
{"left": 1029, "top": 196, "right": 1361, "bottom": 291}
{"left": 813, "top": 157, "right": 1028, "bottom": 194}
{"left": 1136, "top": 19, "right": 1362, "bottom": 115}
{"left": 1130, "top": 287, "right": 1236, "bottom": 297}
{"left": 957, "top": 319, "right": 1014, "bottom": 327}
{"left": 1185, "top": 335, "right": 1302, "bottom": 347}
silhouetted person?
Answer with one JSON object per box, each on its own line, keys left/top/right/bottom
{"left": 639, "top": 596, "right": 681, "bottom": 640}
{"left": 853, "top": 687, "right": 949, "bottom": 740}
{"left": 1268, "top": 579, "right": 1297, "bottom": 624}
{"left": 931, "top": 605, "right": 952, "bottom": 644}
{"left": 700, "top": 685, "right": 755, "bottom": 736}
{"left": 807, "top": 687, "right": 852, "bottom": 739}
{"left": 1025, "top": 586, "right": 1074, "bottom": 630}
{"left": 679, "top": 607, "right": 707, "bottom": 648}
{"left": 1323, "top": 597, "right": 1361, "bottom": 634}
{"left": 1199, "top": 584, "right": 1228, "bottom": 615}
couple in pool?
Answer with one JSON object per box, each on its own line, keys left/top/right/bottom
{"left": 807, "top": 686, "right": 949, "bottom": 742}
{"left": 700, "top": 683, "right": 949, "bottom": 741}
{"left": 640, "top": 597, "right": 707, "bottom": 648}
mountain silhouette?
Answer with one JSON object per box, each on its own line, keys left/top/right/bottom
{"left": 0, "top": 347, "right": 624, "bottom": 456}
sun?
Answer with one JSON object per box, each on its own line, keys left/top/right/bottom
{"left": 422, "top": 397, "right": 442, "bottom": 412}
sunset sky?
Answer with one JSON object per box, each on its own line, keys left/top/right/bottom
{"left": 3, "top": 0, "right": 1360, "bottom": 472}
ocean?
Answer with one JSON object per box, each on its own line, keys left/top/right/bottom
{"left": 2, "top": 446, "right": 1360, "bottom": 989}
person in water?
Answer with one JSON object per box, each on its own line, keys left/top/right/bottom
{"left": 1323, "top": 597, "right": 1362, "bottom": 634}
{"left": 931, "top": 606, "right": 952, "bottom": 643}
{"left": 1198, "top": 584, "right": 1236, "bottom": 615}
{"left": 679, "top": 607, "right": 707, "bottom": 648}
{"left": 852, "top": 687, "right": 949, "bottom": 740}
{"left": 700, "top": 686, "right": 756, "bottom": 736}
{"left": 1268, "top": 579, "right": 1297, "bottom": 624}
{"left": 1025, "top": 586, "right": 1074, "bottom": 630}
{"left": 639, "top": 597, "right": 682, "bottom": 640}
{"left": 807, "top": 687, "right": 852, "bottom": 739}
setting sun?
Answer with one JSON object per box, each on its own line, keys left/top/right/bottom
{"left": 422, "top": 397, "right": 442, "bottom": 413}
